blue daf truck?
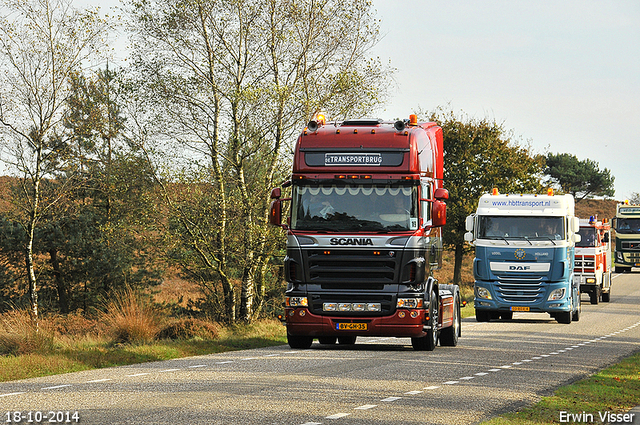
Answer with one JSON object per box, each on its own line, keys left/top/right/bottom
{"left": 464, "top": 189, "right": 582, "bottom": 324}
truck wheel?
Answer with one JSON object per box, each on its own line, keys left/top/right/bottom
{"left": 572, "top": 297, "right": 581, "bottom": 322}
{"left": 287, "top": 333, "right": 313, "bottom": 349}
{"left": 412, "top": 289, "right": 438, "bottom": 351}
{"left": 602, "top": 290, "right": 611, "bottom": 302}
{"left": 337, "top": 336, "right": 356, "bottom": 345}
{"left": 589, "top": 289, "right": 599, "bottom": 305}
{"left": 557, "top": 311, "right": 572, "bottom": 324}
{"left": 500, "top": 311, "right": 513, "bottom": 320}
{"left": 318, "top": 336, "right": 337, "bottom": 345}
{"left": 440, "top": 291, "right": 460, "bottom": 347}
{"left": 475, "top": 310, "right": 490, "bottom": 322}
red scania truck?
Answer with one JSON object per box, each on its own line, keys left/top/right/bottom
{"left": 269, "top": 114, "right": 461, "bottom": 351}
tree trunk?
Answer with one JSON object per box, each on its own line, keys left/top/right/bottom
{"left": 49, "top": 248, "right": 69, "bottom": 314}
{"left": 26, "top": 216, "right": 38, "bottom": 326}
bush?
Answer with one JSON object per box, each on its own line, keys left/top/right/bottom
{"left": 0, "top": 309, "right": 55, "bottom": 355}
{"left": 158, "top": 318, "right": 220, "bottom": 340}
{"left": 50, "top": 312, "right": 101, "bottom": 338}
{"left": 99, "top": 287, "right": 164, "bottom": 344}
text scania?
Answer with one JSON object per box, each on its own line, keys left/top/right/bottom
{"left": 330, "top": 237, "right": 374, "bottom": 246}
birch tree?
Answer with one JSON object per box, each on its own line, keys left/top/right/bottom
{"left": 0, "top": 0, "right": 109, "bottom": 322}
{"left": 126, "top": 0, "right": 390, "bottom": 322}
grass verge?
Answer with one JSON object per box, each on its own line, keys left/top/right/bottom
{"left": 0, "top": 319, "right": 287, "bottom": 382}
{"left": 481, "top": 351, "right": 640, "bottom": 424}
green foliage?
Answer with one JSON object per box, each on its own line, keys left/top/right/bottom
{"left": 429, "top": 108, "right": 544, "bottom": 247}
{"left": 545, "top": 153, "right": 615, "bottom": 201}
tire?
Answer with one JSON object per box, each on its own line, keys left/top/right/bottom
{"left": 475, "top": 309, "right": 491, "bottom": 322}
{"left": 412, "top": 289, "right": 438, "bottom": 351}
{"left": 337, "top": 336, "right": 356, "bottom": 345}
{"left": 572, "top": 296, "right": 581, "bottom": 322}
{"left": 440, "top": 290, "right": 460, "bottom": 347}
{"left": 589, "top": 289, "right": 599, "bottom": 305}
{"left": 287, "top": 333, "right": 313, "bottom": 349}
{"left": 318, "top": 336, "right": 337, "bottom": 345}
{"left": 557, "top": 311, "right": 572, "bottom": 324}
{"left": 602, "top": 290, "right": 611, "bottom": 302}
{"left": 500, "top": 311, "right": 513, "bottom": 320}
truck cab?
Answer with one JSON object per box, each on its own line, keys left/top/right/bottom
{"left": 464, "top": 189, "right": 582, "bottom": 324}
{"left": 270, "top": 114, "right": 461, "bottom": 351}
{"left": 574, "top": 217, "right": 612, "bottom": 304}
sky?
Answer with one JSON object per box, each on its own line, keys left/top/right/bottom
{"left": 83, "top": 0, "right": 640, "bottom": 200}
{"left": 370, "top": 0, "right": 640, "bottom": 200}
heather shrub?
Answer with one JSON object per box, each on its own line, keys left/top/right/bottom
{"left": 158, "top": 318, "right": 220, "bottom": 340}
{"left": 99, "top": 287, "right": 164, "bottom": 344}
{"left": 0, "top": 309, "right": 55, "bottom": 355}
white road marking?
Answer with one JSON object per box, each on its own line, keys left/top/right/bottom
{"left": 86, "top": 379, "right": 112, "bottom": 383}
{"left": 423, "top": 386, "right": 440, "bottom": 390}
{"left": 0, "top": 392, "right": 25, "bottom": 397}
{"left": 326, "top": 413, "right": 350, "bottom": 419}
{"left": 126, "top": 373, "right": 149, "bottom": 377}
{"left": 381, "top": 397, "right": 402, "bottom": 402}
{"left": 159, "top": 369, "right": 180, "bottom": 373}
{"left": 188, "top": 365, "right": 206, "bottom": 368}
{"left": 42, "top": 384, "right": 72, "bottom": 390}
{"left": 355, "top": 405, "right": 377, "bottom": 410}
{"left": 405, "top": 390, "right": 423, "bottom": 395}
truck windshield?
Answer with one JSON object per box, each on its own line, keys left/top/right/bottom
{"left": 615, "top": 218, "right": 640, "bottom": 234}
{"left": 478, "top": 216, "right": 565, "bottom": 241}
{"left": 576, "top": 227, "right": 597, "bottom": 247}
{"left": 291, "top": 183, "right": 419, "bottom": 232}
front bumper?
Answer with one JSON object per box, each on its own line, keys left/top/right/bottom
{"left": 284, "top": 307, "right": 429, "bottom": 338}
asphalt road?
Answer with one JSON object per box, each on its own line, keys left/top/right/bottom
{"left": 2, "top": 273, "right": 639, "bottom": 425}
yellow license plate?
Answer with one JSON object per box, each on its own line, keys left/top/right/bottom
{"left": 510, "top": 306, "right": 530, "bottom": 312}
{"left": 336, "top": 323, "right": 367, "bottom": 331}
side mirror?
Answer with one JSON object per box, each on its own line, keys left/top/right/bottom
{"left": 432, "top": 200, "right": 447, "bottom": 227}
{"left": 434, "top": 187, "right": 449, "bottom": 200}
{"left": 603, "top": 232, "right": 610, "bottom": 243}
{"left": 464, "top": 232, "right": 474, "bottom": 243}
{"left": 269, "top": 199, "right": 282, "bottom": 227}
{"left": 465, "top": 215, "right": 475, "bottom": 232}
{"left": 270, "top": 187, "right": 281, "bottom": 199}
{"left": 573, "top": 233, "right": 582, "bottom": 244}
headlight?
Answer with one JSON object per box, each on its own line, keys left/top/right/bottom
{"left": 547, "top": 288, "right": 566, "bottom": 301}
{"left": 397, "top": 298, "right": 424, "bottom": 309}
{"left": 476, "top": 286, "right": 492, "bottom": 300}
{"left": 616, "top": 252, "right": 623, "bottom": 261}
{"left": 286, "top": 296, "right": 308, "bottom": 307}
{"left": 586, "top": 278, "right": 596, "bottom": 284}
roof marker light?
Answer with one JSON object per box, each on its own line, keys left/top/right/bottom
{"left": 409, "top": 114, "right": 418, "bottom": 126}
{"left": 547, "top": 188, "right": 554, "bottom": 196}
{"left": 492, "top": 188, "right": 499, "bottom": 195}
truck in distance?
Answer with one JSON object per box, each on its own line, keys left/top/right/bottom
{"left": 612, "top": 201, "right": 640, "bottom": 273}
{"left": 464, "top": 188, "right": 582, "bottom": 324}
{"left": 574, "top": 216, "right": 612, "bottom": 304}
{"left": 269, "top": 114, "right": 461, "bottom": 351}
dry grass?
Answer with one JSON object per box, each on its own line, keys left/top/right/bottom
{"left": 0, "top": 309, "right": 55, "bottom": 355}
{"left": 99, "top": 287, "right": 164, "bottom": 344}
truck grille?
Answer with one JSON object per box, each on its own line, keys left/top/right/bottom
{"left": 304, "top": 249, "right": 398, "bottom": 290}
{"left": 495, "top": 277, "right": 545, "bottom": 304}
{"left": 574, "top": 255, "right": 595, "bottom": 273}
